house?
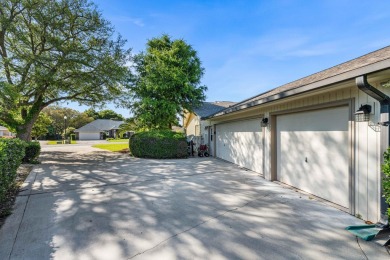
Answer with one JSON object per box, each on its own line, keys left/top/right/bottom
{"left": 74, "top": 119, "right": 124, "bottom": 140}
{"left": 0, "top": 125, "right": 15, "bottom": 137}
{"left": 205, "top": 46, "right": 390, "bottom": 223}
{"left": 183, "top": 101, "right": 236, "bottom": 155}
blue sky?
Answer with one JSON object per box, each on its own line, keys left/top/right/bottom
{"left": 66, "top": 0, "right": 390, "bottom": 117}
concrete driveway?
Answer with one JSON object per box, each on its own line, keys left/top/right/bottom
{"left": 0, "top": 143, "right": 389, "bottom": 259}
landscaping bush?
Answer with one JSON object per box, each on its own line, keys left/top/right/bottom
{"left": 0, "top": 139, "right": 26, "bottom": 203}
{"left": 22, "top": 141, "right": 41, "bottom": 163}
{"left": 129, "top": 130, "right": 187, "bottom": 159}
{"left": 382, "top": 147, "right": 390, "bottom": 219}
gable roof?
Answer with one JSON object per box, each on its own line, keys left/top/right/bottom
{"left": 209, "top": 45, "right": 390, "bottom": 118}
{"left": 194, "top": 101, "right": 236, "bottom": 118}
{"left": 74, "top": 119, "right": 124, "bottom": 132}
{"left": 0, "top": 125, "right": 9, "bottom": 131}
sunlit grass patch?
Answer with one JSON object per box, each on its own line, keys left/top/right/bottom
{"left": 92, "top": 143, "right": 129, "bottom": 152}
{"left": 47, "top": 140, "right": 76, "bottom": 145}
{"left": 107, "top": 139, "right": 128, "bottom": 142}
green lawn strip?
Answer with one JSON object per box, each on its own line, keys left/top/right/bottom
{"left": 92, "top": 143, "right": 128, "bottom": 152}
{"left": 47, "top": 140, "right": 77, "bottom": 145}
{"left": 107, "top": 139, "right": 129, "bottom": 142}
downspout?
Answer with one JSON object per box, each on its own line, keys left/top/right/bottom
{"left": 356, "top": 75, "right": 390, "bottom": 227}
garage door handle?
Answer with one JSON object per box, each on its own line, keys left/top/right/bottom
{"left": 305, "top": 157, "right": 308, "bottom": 163}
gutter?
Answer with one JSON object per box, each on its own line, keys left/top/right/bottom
{"left": 205, "top": 59, "right": 390, "bottom": 120}
{"left": 356, "top": 75, "right": 390, "bottom": 227}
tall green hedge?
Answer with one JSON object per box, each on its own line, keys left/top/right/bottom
{"left": 129, "top": 130, "right": 187, "bottom": 159}
{"left": 0, "top": 139, "right": 26, "bottom": 203}
{"left": 22, "top": 141, "right": 41, "bottom": 163}
{"left": 383, "top": 147, "right": 390, "bottom": 219}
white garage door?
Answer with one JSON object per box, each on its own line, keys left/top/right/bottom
{"left": 216, "top": 118, "right": 263, "bottom": 173}
{"left": 277, "top": 106, "right": 349, "bottom": 208}
{"left": 79, "top": 132, "right": 100, "bottom": 140}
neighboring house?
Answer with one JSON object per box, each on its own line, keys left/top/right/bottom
{"left": 184, "top": 101, "right": 236, "bottom": 155}
{"left": 0, "top": 125, "right": 15, "bottom": 137}
{"left": 205, "top": 46, "right": 390, "bottom": 223}
{"left": 74, "top": 119, "right": 124, "bottom": 140}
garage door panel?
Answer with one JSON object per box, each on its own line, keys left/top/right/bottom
{"left": 277, "top": 107, "right": 349, "bottom": 208}
{"left": 216, "top": 119, "right": 263, "bottom": 173}
{"left": 79, "top": 132, "right": 100, "bottom": 140}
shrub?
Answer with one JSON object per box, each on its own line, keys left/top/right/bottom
{"left": 23, "top": 141, "right": 41, "bottom": 163}
{"left": 129, "top": 130, "right": 187, "bottom": 159}
{"left": 383, "top": 147, "right": 390, "bottom": 219}
{"left": 0, "top": 139, "right": 26, "bottom": 203}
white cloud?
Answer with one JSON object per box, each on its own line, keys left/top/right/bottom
{"left": 110, "top": 16, "right": 144, "bottom": 27}
{"left": 244, "top": 31, "right": 339, "bottom": 59}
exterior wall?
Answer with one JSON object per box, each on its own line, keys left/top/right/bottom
{"left": 0, "top": 129, "right": 13, "bottom": 137}
{"left": 211, "top": 76, "right": 390, "bottom": 222}
{"left": 186, "top": 116, "right": 200, "bottom": 136}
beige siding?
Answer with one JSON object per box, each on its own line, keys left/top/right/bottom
{"left": 186, "top": 116, "right": 200, "bottom": 136}
{"left": 211, "top": 77, "right": 390, "bottom": 222}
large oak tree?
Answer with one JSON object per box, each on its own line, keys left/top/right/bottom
{"left": 130, "top": 34, "right": 207, "bottom": 130}
{"left": 0, "top": 0, "right": 131, "bottom": 140}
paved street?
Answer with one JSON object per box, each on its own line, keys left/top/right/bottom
{"left": 0, "top": 143, "right": 388, "bottom": 259}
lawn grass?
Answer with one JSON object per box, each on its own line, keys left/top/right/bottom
{"left": 47, "top": 140, "right": 77, "bottom": 145}
{"left": 107, "top": 139, "right": 128, "bottom": 142}
{"left": 92, "top": 143, "right": 129, "bottom": 152}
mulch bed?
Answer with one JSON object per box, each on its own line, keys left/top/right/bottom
{"left": 0, "top": 165, "right": 33, "bottom": 228}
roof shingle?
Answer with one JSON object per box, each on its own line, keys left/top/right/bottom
{"left": 220, "top": 45, "right": 390, "bottom": 113}
{"left": 194, "top": 101, "right": 236, "bottom": 118}
{"left": 75, "top": 119, "right": 124, "bottom": 132}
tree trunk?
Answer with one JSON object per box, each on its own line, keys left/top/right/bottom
{"left": 16, "top": 111, "right": 40, "bottom": 142}
{"left": 16, "top": 120, "right": 34, "bottom": 141}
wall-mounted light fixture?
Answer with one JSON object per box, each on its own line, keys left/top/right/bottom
{"left": 261, "top": 117, "right": 269, "bottom": 127}
{"left": 355, "top": 104, "right": 372, "bottom": 122}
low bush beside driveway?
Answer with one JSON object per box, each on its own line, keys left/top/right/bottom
{"left": 23, "top": 141, "right": 41, "bottom": 163}
{"left": 129, "top": 130, "right": 187, "bottom": 159}
{"left": 0, "top": 139, "right": 26, "bottom": 206}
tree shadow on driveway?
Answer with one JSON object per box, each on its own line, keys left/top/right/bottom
{"left": 1, "top": 150, "right": 388, "bottom": 259}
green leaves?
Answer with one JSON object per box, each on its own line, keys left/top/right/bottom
{"left": 383, "top": 147, "right": 390, "bottom": 218}
{"left": 0, "top": 138, "right": 26, "bottom": 203}
{"left": 129, "top": 130, "right": 187, "bottom": 159}
{"left": 130, "top": 34, "right": 207, "bottom": 130}
{"left": 0, "top": 0, "right": 131, "bottom": 140}
{"left": 31, "top": 112, "right": 52, "bottom": 138}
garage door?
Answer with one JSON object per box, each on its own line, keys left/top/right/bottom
{"left": 216, "top": 118, "right": 263, "bottom": 173}
{"left": 79, "top": 132, "right": 100, "bottom": 140}
{"left": 277, "top": 106, "right": 349, "bottom": 208}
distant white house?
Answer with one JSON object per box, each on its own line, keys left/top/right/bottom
{"left": 74, "top": 119, "right": 124, "bottom": 140}
{"left": 0, "top": 125, "right": 15, "bottom": 137}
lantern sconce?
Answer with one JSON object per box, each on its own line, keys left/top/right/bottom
{"left": 261, "top": 117, "right": 269, "bottom": 127}
{"left": 354, "top": 104, "right": 371, "bottom": 122}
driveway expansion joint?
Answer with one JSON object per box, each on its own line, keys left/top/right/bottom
{"left": 128, "top": 194, "right": 269, "bottom": 259}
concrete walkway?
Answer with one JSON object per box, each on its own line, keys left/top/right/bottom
{"left": 1, "top": 144, "right": 389, "bottom": 259}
